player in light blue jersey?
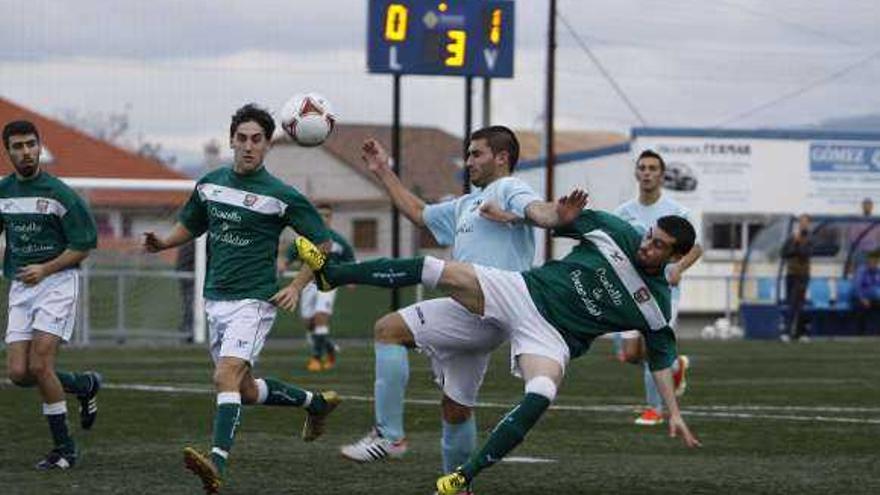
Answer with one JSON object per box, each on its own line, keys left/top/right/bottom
{"left": 340, "top": 127, "right": 572, "bottom": 492}
{"left": 613, "top": 149, "right": 702, "bottom": 426}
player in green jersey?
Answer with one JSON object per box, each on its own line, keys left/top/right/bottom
{"left": 143, "top": 104, "right": 341, "bottom": 494}
{"left": 295, "top": 206, "right": 702, "bottom": 494}
{"left": 2, "top": 120, "right": 102, "bottom": 470}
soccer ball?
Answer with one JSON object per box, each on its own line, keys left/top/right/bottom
{"left": 280, "top": 93, "right": 335, "bottom": 147}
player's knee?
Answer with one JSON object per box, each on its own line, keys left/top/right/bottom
{"left": 441, "top": 395, "right": 472, "bottom": 423}
{"left": 7, "top": 365, "right": 32, "bottom": 386}
{"left": 525, "top": 376, "right": 558, "bottom": 402}
{"left": 373, "top": 314, "right": 414, "bottom": 346}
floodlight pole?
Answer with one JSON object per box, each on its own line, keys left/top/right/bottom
{"left": 482, "top": 77, "right": 492, "bottom": 127}
{"left": 543, "top": 0, "right": 557, "bottom": 262}
{"left": 391, "top": 73, "right": 402, "bottom": 310}
{"left": 464, "top": 76, "right": 474, "bottom": 194}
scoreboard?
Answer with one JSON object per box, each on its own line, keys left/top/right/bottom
{"left": 367, "top": 0, "right": 515, "bottom": 78}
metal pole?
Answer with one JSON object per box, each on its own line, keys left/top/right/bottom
{"left": 464, "top": 75, "right": 473, "bottom": 194}
{"left": 544, "top": 0, "right": 557, "bottom": 262}
{"left": 482, "top": 77, "right": 491, "bottom": 127}
{"left": 80, "top": 266, "right": 90, "bottom": 346}
{"left": 116, "top": 274, "right": 126, "bottom": 344}
{"left": 391, "top": 73, "right": 402, "bottom": 310}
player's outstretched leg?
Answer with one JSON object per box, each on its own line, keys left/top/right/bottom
{"left": 295, "top": 237, "right": 427, "bottom": 291}
{"left": 437, "top": 375, "right": 557, "bottom": 494}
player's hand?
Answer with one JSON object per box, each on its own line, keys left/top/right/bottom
{"left": 16, "top": 264, "right": 49, "bottom": 285}
{"left": 270, "top": 285, "right": 301, "bottom": 312}
{"left": 668, "top": 413, "right": 701, "bottom": 448}
{"left": 361, "top": 138, "right": 391, "bottom": 174}
{"left": 556, "top": 189, "right": 588, "bottom": 225}
{"left": 479, "top": 201, "right": 521, "bottom": 224}
{"left": 142, "top": 232, "right": 166, "bottom": 253}
{"left": 860, "top": 297, "right": 870, "bottom": 309}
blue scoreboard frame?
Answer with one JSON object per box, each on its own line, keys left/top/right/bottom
{"left": 367, "top": 0, "right": 515, "bottom": 78}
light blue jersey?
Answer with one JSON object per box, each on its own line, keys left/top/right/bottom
{"left": 614, "top": 195, "right": 694, "bottom": 323}
{"left": 423, "top": 176, "right": 541, "bottom": 271}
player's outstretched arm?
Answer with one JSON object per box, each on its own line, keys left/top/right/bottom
{"left": 361, "top": 138, "right": 427, "bottom": 226}
{"left": 522, "top": 188, "right": 589, "bottom": 228}
{"left": 652, "top": 367, "right": 702, "bottom": 448}
{"left": 143, "top": 223, "right": 194, "bottom": 253}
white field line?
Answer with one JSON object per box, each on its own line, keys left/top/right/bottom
{"left": 94, "top": 383, "right": 880, "bottom": 425}
{"left": 5, "top": 380, "right": 878, "bottom": 425}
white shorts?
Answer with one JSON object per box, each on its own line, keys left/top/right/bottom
{"left": 475, "top": 266, "right": 571, "bottom": 377}
{"left": 5, "top": 270, "right": 79, "bottom": 344}
{"left": 299, "top": 282, "right": 337, "bottom": 319}
{"left": 206, "top": 299, "right": 276, "bottom": 365}
{"left": 398, "top": 297, "right": 508, "bottom": 407}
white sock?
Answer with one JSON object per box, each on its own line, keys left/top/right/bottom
{"left": 421, "top": 256, "right": 445, "bottom": 289}
{"left": 255, "top": 379, "right": 269, "bottom": 404}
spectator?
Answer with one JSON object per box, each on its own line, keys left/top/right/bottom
{"left": 852, "top": 249, "right": 880, "bottom": 335}
{"left": 781, "top": 214, "right": 812, "bottom": 342}
{"left": 176, "top": 241, "right": 196, "bottom": 343}
{"left": 848, "top": 197, "right": 880, "bottom": 272}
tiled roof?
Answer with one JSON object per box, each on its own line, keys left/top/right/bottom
{"left": 0, "top": 97, "right": 189, "bottom": 208}
{"left": 516, "top": 130, "right": 629, "bottom": 160}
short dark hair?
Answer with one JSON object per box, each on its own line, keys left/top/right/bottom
{"left": 3, "top": 120, "right": 40, "bottom": 150}
{"left": 637, "top": 149, "right": 666, "bottom": 172}
{"left": 657, "top": 215, "right": 696, "bottom": 256}
{"left": 229, "top": 104, "right": 275, "bottom": 140}
{"left": 469, "top": 125, "right": 520, "bottom": 171}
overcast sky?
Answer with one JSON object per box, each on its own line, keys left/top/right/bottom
{"left": 2, "top": 0, "right": 879, "bottom": 166}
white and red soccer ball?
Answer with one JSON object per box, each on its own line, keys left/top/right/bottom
{"left": 280, "top": 93, "right": 336, "bottom": 147}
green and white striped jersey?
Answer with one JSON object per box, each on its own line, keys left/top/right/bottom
{"left": 522, "top": 210, "right": 677, "bottom": 370}
{"left": 0, "top": 171, "right": 97, "bottom": 278}
{"left": 179, "top": 166, "right": 329, "bottom": 301}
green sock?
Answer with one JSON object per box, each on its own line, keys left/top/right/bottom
{"left": 312, "top": 334, "right": 327, "bottom": 359}
{"left": 262, "top": 377, "right": 326, "bottom": 413}
{"left": 44, "top": 402, "right": 75, "bottom": 454}
{"left": 325, "top": 257, "right": 424, "bottom": 288}
{"left": 211, "top": 393, "right": 241, "bottom": 475}
{"left": 460, "top": 393, "right": 550, "bottom": 481}
{"left": 56, "top": 371, "right": 91, "bottom": 395}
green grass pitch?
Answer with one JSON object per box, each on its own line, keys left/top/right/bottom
{"left": 2, "top": 339, "right": 879, "bottom": 494}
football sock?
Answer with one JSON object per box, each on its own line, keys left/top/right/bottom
{"left": 312, "top": 334, "right": 327, "bottom": 358}
{"left": 325, "top": 257, "right": 425, "bottom": 288}
{"left": 374, "top": 343, "right": 409, "bottom": 441}
{"left": 324, "top": 337, "right": 337, "bottom": 356}
{"left": 643, "top": 362, "right": 663, "bottom": 412}
{"left": 211, "top": 392, "right": 241, "bottom": 475}
{"left": 460, "top": 393, "right": 550, "bottom": 481}
{"left": 43, "top": 401, "right": 75, "bottom": 454}
{"left": 56, "top": 371, "right": 91, "bottom": 395}
{"left": 259, "top": 377, "right": 322, "bottom": 411}
{"left": 442, "top": 415, "right": 476, "bottom": 474}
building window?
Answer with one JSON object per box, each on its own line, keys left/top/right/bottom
{"left": 122, "top": 214, "right": 133, "bottom": 238}
{"left": 703, "top": 214, "right": 782, "bottom": 259}
{"left": 352, "top": 219, "right": 378, "bottom": 250}
{"left": 94, "top": 213, "right": 114, "bottom": 237}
